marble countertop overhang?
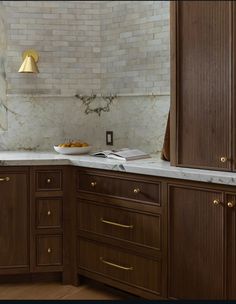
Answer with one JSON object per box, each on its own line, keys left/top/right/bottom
{"left": 0, "top": 151, "right": 235, "bottom": 186}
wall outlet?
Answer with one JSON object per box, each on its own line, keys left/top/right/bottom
{"left": 106, "top": 131, "right": 113, "bottom": 145}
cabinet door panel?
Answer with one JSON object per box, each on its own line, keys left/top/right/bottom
{"left": 168, "top": 185, "right": 225, "bottom": 299}
{"left": 0, "top": 172, "right": 28, "bottom": 271}
{"left": 173, "top": 1, "right": 232, "bottom": 170}
{"left": 226, "top": 194, "right": 236, "bottom": 299}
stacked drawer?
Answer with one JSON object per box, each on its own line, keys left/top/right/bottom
{"left": 76, "top": 168, "right": 166, "bottom": 299}
{"left": 30, "top": 167, "right": 64, "bottom": 272}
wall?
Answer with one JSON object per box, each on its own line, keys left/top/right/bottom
{"left": 100, "top": 1, "right": 169, "bottom": 95}
{"left": 0, "top": 1, "right": 170, "bottom": 154}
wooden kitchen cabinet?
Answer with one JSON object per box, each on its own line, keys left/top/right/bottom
{"left": 168, "top": 183, "right": 225, "bottom": 299}
{"left": 76, "top": 168, "right": 167, "bottom": 299}
{"left": 30, "top": 166, "right": 65, "bottom": 273}
{"left": 170, "top": 1, "right": 234, "bottom": 171}
{"left": 0, "top": 167, "right": 29, "bottom": 274}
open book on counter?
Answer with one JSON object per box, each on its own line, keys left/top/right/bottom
{"left": 91, "top": 148, "right": 151, "bottom": 161}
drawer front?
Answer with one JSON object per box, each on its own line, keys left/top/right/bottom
{"left": 77, "top": 173, "right": 160, "bottom": 204}
{"left": 36, "top": 235, "right": 62, "bottom": 266}
{"left": 78, "top": 200, "right": 161, "bottom": 250}
{"left": 36, "top": 198, "right": 62, "bottom": 229}
{"left": 78, "top": 238, "right": 162, "bottom": 294}
{"left": 36, "top": 171, "right": 62, "bottom": 191}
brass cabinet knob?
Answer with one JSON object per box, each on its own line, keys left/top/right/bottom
{"left": 133, "top": 188, "right": 140, "bottom": 194}
{"left": 91, "top": 181, "right": 96, "bottom": 187}
{"left": 220, "top": 156, "right": 227, "bottom": 163}
{"left": 47, "top": 248, "right": 51, "bottom": 253}
{"left": 46, "top": 178, "right": 52, "bottom": 184}
{"left": 213, "top": 199, "right": 220, "bottom": 205}
{"left": 0, "top": 177, "right": 10, "bottom": 182}
{"left": 47, "top": 210, "right": 51, "bottom": 216}
{"left": 227, "top": 201, "right": 235, "bottom": 208}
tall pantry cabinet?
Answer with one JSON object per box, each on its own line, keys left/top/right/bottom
{"left": 170, "top": 1, "right": 235, "bottom": 171}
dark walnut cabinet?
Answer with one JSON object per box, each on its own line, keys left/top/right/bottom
{"left": 76, "top": 169, "right": 167, "bottom": 299}
{"left": 0, "top": 167, "right": 29, "bottom": 274}
{"left": 170, "top": 1, "right": 235, "bottom": 171}
{"left": 1, "top": 164, "right": 236, "bottom": 299}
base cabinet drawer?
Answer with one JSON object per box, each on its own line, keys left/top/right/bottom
{"left": 36, "top": 198, "right": 62, "bottom": 229}
{"left": 78, "top": 200, "right": 161, "bottom": 250}
{"left": 77, "top": 172, "right": 160, "bottom": 204}
{"left": 78, "top": 238, "right": 162, "bottom": 295}
{"left": 36, "top": 235, "right": 63, "bottom": 267}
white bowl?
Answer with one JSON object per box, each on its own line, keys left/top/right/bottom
{"left": 54, "top": 145, "right": 92, "bottom": 155}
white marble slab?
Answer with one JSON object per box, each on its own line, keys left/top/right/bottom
{"left": 0, "top": 151, "right": 236, "bottom": 186}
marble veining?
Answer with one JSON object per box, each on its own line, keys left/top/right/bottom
{"left": 0, "top": 151, "right": 236, "bottom": 186}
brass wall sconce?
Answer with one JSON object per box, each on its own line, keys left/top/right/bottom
{"left": 18, "top": 49, "right": 39, "bottom": 73}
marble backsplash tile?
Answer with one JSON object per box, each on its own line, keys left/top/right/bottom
{"left": 0, "top": 95, "right": 170, "bottom": 153}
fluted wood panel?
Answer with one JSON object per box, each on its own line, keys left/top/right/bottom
{"left": 226, "top": 194, "right": 236, "bottom": 299}
{"left": 175, "top": 1, "right": 232, "bottom": 170}
{"left": 0, "top": 170, "right": 29, "bottom": 271}
{"left": 168, "top": 185, "right": 225, "bottom": 299}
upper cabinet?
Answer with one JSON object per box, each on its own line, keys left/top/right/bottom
{"left": 170, "top": 1, "right": 235, "bottom": 171}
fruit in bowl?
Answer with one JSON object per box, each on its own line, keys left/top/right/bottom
{"left": 54, "top": 140, "right": 91, "bottom": 155}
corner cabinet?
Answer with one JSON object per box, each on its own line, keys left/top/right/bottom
{"left": 170, "top": 1, "right": 236, "bottom": 171}
{"left": 168, "top": 182, "right": 236, "bottom": 300}
{"left": 0, "top": 167, "right": 29, "bottom": 274}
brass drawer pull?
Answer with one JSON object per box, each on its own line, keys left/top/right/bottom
{"left": 100, "top": 218, "right": 133, "bottom": 229}
{"left": 133, "top": 188, "right": 140, "bottom": 194}
{"left": 227, "top": 201, "right": 235, "bottom": 208}
{"left": 100, "top": 257, "right": 133, "bottom": 271}
{"left": 91, "top": 181, "right": 96, "bottom": 187}
{"left": 47, "top": 248, "right": 52, "bottom": 253}
{"left": 0, "top": 177, "right": 10, "bottom": 182}
{"left": 47, "top": 210, "right": 51, "bottom": 216}
{"left": 46, "top": 178, "right": 52, "bottom": 184}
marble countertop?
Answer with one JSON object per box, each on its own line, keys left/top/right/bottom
{"left": 0, "top": 151, "right": 235, "bottom": 186}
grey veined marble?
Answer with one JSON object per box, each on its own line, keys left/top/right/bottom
{"left": 0, "top": 3, "right": 7, "bottom": 131}
{"left": 0, "top": 151, "right": 236, "bottom": 186}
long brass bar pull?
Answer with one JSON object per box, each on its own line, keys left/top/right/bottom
{"left": 100, "top": 218, "right": 133, "bottom": 229}
{"left": 0, "top": 177, "right": 10, "bottom": 182}
{"left": 100, "top": 257, "right": 133, "bottom": 271}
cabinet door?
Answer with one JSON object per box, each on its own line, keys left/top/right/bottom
{"left": 0, "top": 170, "right": 29, "bottom": 273}
{"left": 171, "top": 1, "right": 232, "bottom": 170}
{"left": 226, "top": 194, "right": 236, "bottom": 299}
{"left": 168, "top": 184, "right": 225, "bottom": 299}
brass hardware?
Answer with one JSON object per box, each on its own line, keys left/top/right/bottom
{"left": 100, "top": 218, "right": 133, "bottom": 229}
{"left": 47, "top": 210, "right": 51, "bottom": 216}
{"left": 100, "top": 257, "right": 133, "bottom": 271}
{"left": 91, "top": 181, "right": 96, "bottom": 187}
{"left": 18, "top": 49, "right": 39, "bottom": 73}
{"left": 227, "top": 201, "right": 235, "bottom": 208}
{"left": 46, "top": 178, "right": 52, "bottom": 184}
{"left": 47, "top": 248, "right": 51, "bottom": 253}
{"left": 133, "top": 188, "right": 140, "bottom": 194}
{"left": 213, "top": 199, "right": 220, "bottom": 205}
{"left": 220, "top": 156, "right": 227, "bottom": 163}
{"left": 0, "top": 177, "right": 10, "bottom": 182}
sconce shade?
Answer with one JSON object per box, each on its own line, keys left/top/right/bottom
{"left": 18, "top": 49, "right": 39, "bottom": 73}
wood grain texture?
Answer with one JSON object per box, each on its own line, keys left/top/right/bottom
{"left": 78, "top": 238, "right": 162, "bottom": 296}
{"left": 172, "top": 1, "right": 232, "bottom": 170}
{"left": 0, "top": 168, "right": 29, "bottom": 273}
{"left": 0, "top": 281, "right": 126, "bottom": 300}
{"left": 78, "top": 199, "right": 161, "bottom": 250}
{"left": 36, "top": 198, "right": 62, "bottom": 229}
{"left": 168, "top": 184, "right": 225, "bottom": 299}
{"left": 36, "top": 170, "right": 62, "bottom": 191}
{"left": 36, "top": 235, "right": 63, "bottom": 267}
{"left": 77, "top": 171, "right": 160, "bottom": 205}
{"left": 226, "top": 193, "right": 236, "bottom": 299}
